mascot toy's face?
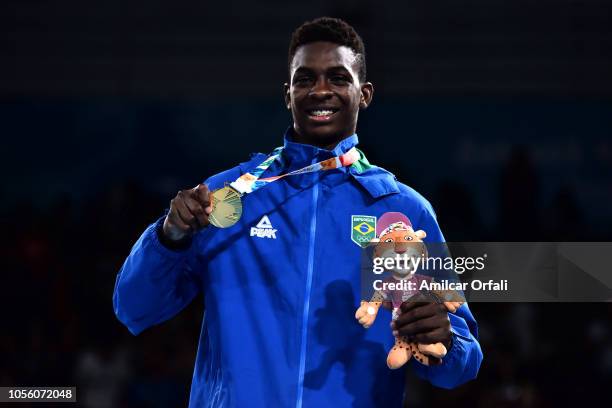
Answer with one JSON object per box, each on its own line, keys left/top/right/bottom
{"left": 374, "top": 225, "right": 427, "bottom": 279}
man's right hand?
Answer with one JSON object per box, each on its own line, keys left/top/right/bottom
{"left": 162, "top": 184, "right": 212, "bottom": 242}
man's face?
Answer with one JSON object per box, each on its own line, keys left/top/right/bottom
{"left": 285, "top": 41, "right": 373, "bottom": 147}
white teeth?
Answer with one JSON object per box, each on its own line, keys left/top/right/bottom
{"left": 311, "top": 110, "right": 334, "bottom": 116}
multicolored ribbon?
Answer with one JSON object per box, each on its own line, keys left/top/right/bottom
{"left": 229, "top": 146, "right": 359, "bottom": 195}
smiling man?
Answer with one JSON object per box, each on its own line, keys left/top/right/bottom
{"left": 113, "top": 17, "right": 482, "bottom": 407}
{"left": 285, "top": 37, "right": 372, "bottom": 149}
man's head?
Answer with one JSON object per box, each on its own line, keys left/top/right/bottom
{"left": 285, "top": 17, "right": 374, "bottom": 149}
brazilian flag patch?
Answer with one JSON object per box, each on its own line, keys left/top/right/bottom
{"left": 351, "top": 215, "right": 376, "bottom": 248}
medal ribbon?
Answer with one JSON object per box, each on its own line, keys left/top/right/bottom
{"left": 230, "top": 146, "right": 359, "bottom": 195}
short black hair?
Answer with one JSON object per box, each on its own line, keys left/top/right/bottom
{"left": 288, "top": 17, "right": 366, "bottom": 82}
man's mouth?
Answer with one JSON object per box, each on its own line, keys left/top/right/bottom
{"left": 307, "top": 108, "right": 339, "bottom": 121}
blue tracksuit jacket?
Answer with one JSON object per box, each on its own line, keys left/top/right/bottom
{"left": 113, "top": 131, "right": 483, "bottom": 407}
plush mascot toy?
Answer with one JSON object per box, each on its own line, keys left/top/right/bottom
{"left": 354, "top": 212, "right": 463, "bottom": 368}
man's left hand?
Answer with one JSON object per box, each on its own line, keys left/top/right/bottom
{"left": 390, "top": 292, "right": 452, "bottom": 350}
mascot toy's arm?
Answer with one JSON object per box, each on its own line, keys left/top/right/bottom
{"left": 354, "top": 290, "right": 386, "bottom": 328}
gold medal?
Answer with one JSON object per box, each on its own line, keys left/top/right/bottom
{"left": 209, "top": 186, "right": 243, "bottom": 228}
{"left": 208, "top": 146, "right": 357, "bottom": 228}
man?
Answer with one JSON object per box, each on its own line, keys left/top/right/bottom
{"left": 113, "top": 17, "right": 482, "bottom": 407}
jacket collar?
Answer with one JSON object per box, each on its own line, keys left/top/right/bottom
{"left": 271, "top": 127, "right": 400, "bottom": 199}
{"left": 348, "top": 148, "right": 400, "bottom": 199}
{"left": 282, "top": 127, "right": 359, "bottom": 170}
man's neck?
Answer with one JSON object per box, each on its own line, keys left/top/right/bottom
{"left": 291, "top": 128, "right": 351, "bottom": 151}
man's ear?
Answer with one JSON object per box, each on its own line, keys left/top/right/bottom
{"left": 283, "top": 83, "right": 291, "bottom": 110}
{"left": 359, "top": 82, "right": 374, "bottom": 109}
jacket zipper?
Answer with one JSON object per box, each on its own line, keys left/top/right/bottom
{"left": 295, "top": 177, "right": 319, "bottom": 408}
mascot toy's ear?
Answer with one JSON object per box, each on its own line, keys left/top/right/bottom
{"left": 415, "top": 230, "right": 427, "bottom": 240}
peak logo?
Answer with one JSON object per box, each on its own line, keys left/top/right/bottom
{"left": 250, "top": 215, "right": 277, "bottom": 239}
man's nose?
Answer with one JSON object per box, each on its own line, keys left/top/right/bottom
{"left": 309, "top": 78, "right": 333, "bottom": 99}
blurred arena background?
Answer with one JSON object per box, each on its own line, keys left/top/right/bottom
{"left": 1, "top": 1, "right": 611, "bottom": 407}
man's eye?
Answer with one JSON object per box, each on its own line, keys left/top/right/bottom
{"left": 405, "top": 236, "right": 414, "bottom": 241}
{"left": 384, "top": 238, "right": 394, "bottom": 243}
{"left": 294, "top": 77, "right": 312, "bottom": 84}
{"left": 331, "top": 76, "right": 349, "bottom": 83}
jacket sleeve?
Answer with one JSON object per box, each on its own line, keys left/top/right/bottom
{"left": 410, "top": 304, "right": 483, "bottom": 388}
{"left": 411, "top": 200, "right": 484, "bottom": 388}
{"left": 113, "top": 215, "right": 204, "bottom": 335}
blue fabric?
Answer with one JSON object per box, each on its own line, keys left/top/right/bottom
{"left": 113, "top": 130, "right": 483, "bottom": 408}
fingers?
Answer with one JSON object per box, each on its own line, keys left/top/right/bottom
{"left": 395, "top": 313, "right": 447, "bottom": 338}
{"left": 174, "top": 192, "right": 200, "bottom": 229}
{"left": 168, "top": 198, "right": 192, "bottom": 231}
{"left": 399, "top": 292, "right": 431, "bottom": 313}
{"left": 392, "top": 292, "right": 453, "bottom": 364}
{"left": 395, "top": 302, "right": 445, "bottom": 329}
{"left": 391, "top": 299, "right": 452, "bottom": 348}
{"left": 164, "top": 184, "right": 212, "bottom": 241}
{"left": 192, "top": 184, "right": 212, "bottom": 214}
{"left": 182, "top": 190, "right": 210, "bottom": 228}
{"left": 163, "top": 198, "right": 192, "bottom": 241}
{"left": 411, "top": 326, "right": 450, "bottom": 345}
